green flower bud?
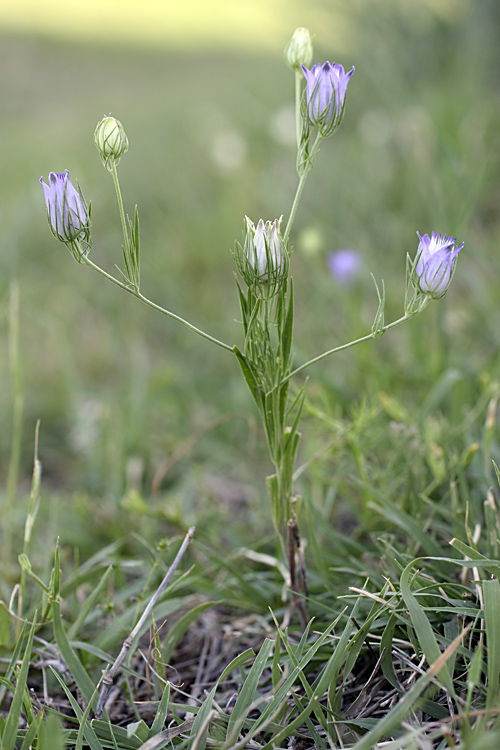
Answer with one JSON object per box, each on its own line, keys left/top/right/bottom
{"left": 284, "top": 27, "right": 313, "bottom": 72}
{"left": 94, "top": 115, "right": 129, "bottom": 171}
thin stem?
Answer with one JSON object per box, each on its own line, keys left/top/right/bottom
{"left": 283, "top": 133, "right": 322, "bottom": 244}
{"left": 294, "top": 69, "right": 302, "bottom": 149}
{"left": 81, "top": 253, "right": 234, "bottom": 352}
{"left": 110, "top": 160, "right": 131, "bottom": 256}
{"left": 281, "top": 313, "right": 418, "bottom": 385}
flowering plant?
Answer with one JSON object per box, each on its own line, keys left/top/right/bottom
{"left": 40, "top": 28, "right": 463, "bottom": 624}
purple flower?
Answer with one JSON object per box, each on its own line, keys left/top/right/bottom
{"left": 40, "top": 170, "right": 88, "bottom": 243}
{"left": 301, "top": 61, "right": 355, "bottom": 136}
{"left": 415, "top": 232, "right": 464, "bottom": 298}
{"left": 327, "top": 249, "right": 361, "bottom": 284}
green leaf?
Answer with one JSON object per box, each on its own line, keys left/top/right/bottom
{"left": 127, "top": 721, "right": 150, "bottom": 742}
{"left": 2, "top": 617, "right": 36, "bottom": 750}
{"left": 244, "top": 295, "right": 262, "bottom": 344}
{"left": 226, "top": 638, "right": 274, "bottom": 744}
{"left": 21, "top": 711, "right": 44, "bottom": 750}
{"left": 0, "top": 603, "right": 11, "bottom": 647}
{"left": 400, "top": 560, "right": 455, "bottom": 696}
{"left": 284, "top": 386, "right": 306, "bottom": 453}
{"left": 483, "top": 578, "right": 500, "bottom": 709}
{"left": 150, "top": 681, "right": 170, "bottom": 736}
{"left": 51, "top": 543, "right": 100, "bottom": 712}
{"left": 234, "top": 276, "right": 249, "bottom": 334}
{"left": 233, "top": 346, "right": 262, "bottom": 408}
{"left": 450, "top": 538, "right": 500, "bottom": 579}
{"left": 380, "top": 614, "right": 401, "bottom": 691}
{"left": 50, "top": 669, "right": 103, "bottom": 750}
{"left": 266, "top": 473, "right": 282, "bottom": 532}
{"left": 186, "top": 685, "right": 217, "bottom": 750}
{"left": 264, "top": 389, "right": 278, "bottom": 459}
{"left": 280, "top": 277, "right": 294, "bottom": 369}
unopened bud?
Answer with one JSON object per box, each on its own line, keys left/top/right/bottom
{"left": 284, "top": 28, "right": 313, "bottom": 71}
{"left": 233, "top": 216, "right": 288, "bottom": 296}
{"left": 94, "top": 115, "right": 129, "bottom": 171}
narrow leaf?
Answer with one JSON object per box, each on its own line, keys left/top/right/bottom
{"left": 2, "top": 617, "right": 36, "bottom": 750}
{"left": 400, "top": 561, "right": 455, "bottom": 696}
{"left": 226, "top": 638, "right": 274, "bottom": 743}
{"left": 483, "top": 578, "right": 500, "bottom": 709}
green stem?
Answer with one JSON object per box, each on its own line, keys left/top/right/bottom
{"left": 81, "top": 253, "right": 234, "bottom": 352}
{"left": 111, "top": 160, "right": 131, "bottom": 256}
{"left": 294, "top": 69, "right": 302, "bottom": 149}
{"left": 283, "top": 133, "right": 322, "bottom": 244}
{"left": 281, "top": 312, "right": 419, "bottom": 385}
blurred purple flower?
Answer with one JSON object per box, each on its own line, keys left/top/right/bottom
{"left": 40, "top": 170, "right": 88, "bottom": 243}
{"left": 327, "top": 249, "right": 361, "bottom": 284}
{"left": 301, "top": 61, "right": 355, "bottom": 136}
{"left": 415, "top": 231, "right": 463, "bottom": 298}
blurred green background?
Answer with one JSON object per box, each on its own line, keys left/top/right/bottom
{"left": 1, "top": 0, "right": 500, "bottom": 559}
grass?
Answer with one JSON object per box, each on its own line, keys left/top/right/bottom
{"left": 2, "top": 1, "right": 500, "bottom": 747}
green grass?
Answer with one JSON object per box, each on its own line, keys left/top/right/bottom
{"left": 2, "top": 1, "right": 500, "bottom": 746}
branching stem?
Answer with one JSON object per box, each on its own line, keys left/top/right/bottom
{"left": 81, "top": 253, "right": 233, "bottom": 352}
{"left": 281, "top": 312, "right": 418, "bottom": 385}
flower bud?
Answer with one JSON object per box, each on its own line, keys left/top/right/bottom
{"left": 245, "top": 216, "right": 285, "bottom": 280}
{"left": 301, "top": 61, "right": 355, "bottom": 137}
{"left": 94, "top": 115, "right": 129, "bottom": 171}
{"left": 233, "top": 216, "right": 288, "bottom": 295}
{"left": 284, "top": 28, "right": 313, "bottom": 71}
{"left": 414, "top": 231, "right": 463, "bottom": 299}
{"left": 40, "top": 170, "right": 89, "bottom": 244}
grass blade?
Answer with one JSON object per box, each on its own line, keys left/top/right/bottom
{"left": 400, "top": 560, "right": 455, "bottom": 696}
{"left": 483, "top": 578, "right": 500, "bottom": 709}
{"left": 2, "top": 617, "right": 36, "bottom": 750}
{"left": 225, "top": 637, "right": 274, "bottom": 743}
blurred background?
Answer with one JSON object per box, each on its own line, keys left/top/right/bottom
{"left": 1, "top": 0, "right": 500, "bottom": 558}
